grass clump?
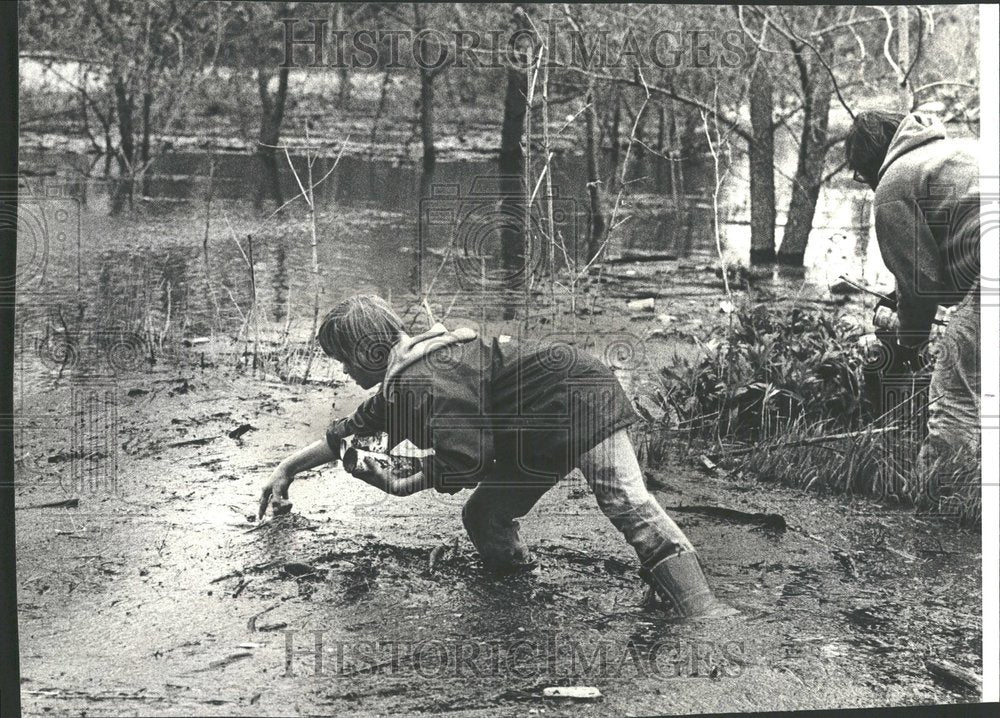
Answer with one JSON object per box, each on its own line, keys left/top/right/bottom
{"left": 638, "top": 301, "right": 980, "bottom": 527}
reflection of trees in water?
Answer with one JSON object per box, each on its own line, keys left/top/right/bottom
{"left": 33, "top": 151, "right": 876, "bottom": 332}
{"left": 93, "top": 246, "right": 195, "bottom": 336}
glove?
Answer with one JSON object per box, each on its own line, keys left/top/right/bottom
{"left": 873, "top": 291, "right": 899, "bottom": 332}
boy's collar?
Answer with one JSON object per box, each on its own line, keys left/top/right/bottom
{"left": 381, "top": 323, "right": 478, "bottom": 399}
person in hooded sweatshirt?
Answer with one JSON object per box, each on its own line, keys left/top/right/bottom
{"left": 845, "top": 110, "right": 980, "bottom": 474}
{"left": 257, "top": 294, "right": 731, "bottom": 618}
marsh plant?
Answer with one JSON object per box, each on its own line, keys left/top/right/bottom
{"left": 639, "top": 302, "right": 979, "bottom": 526}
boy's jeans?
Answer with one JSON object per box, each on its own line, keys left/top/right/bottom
{"left": 462, "top": 429, "right": 694, "bottom": 570}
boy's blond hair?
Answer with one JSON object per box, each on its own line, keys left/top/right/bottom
{"left": 317, "top": 294, "right": 404, "bottom": 370}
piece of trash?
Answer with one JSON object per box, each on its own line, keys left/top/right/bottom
{"left": 21, "top": 498, "right": 80, "bottom": 510}
{"left": 228, "top": 424, "right": 255, "bottom": 440}
{"left": 627, "top": 297, "right": 655, "bottom": 312}
{"left": 182, "top": 337, "right": 212, "bottom": 347}
{"left": 542, "top": 686, "right": 602, "bottom": 700}
{"left": 719, "top": 300, "right": 736, "bottom": 314}
{"left": 698, "top": 455, "right": 719, "bottom": 474}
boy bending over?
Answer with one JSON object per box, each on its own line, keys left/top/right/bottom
{"left": 258, "top": 295, "right": 730, "bottom": 618}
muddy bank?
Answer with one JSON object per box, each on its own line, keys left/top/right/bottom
{"left": 14, "top": 359, "right": 982, "bottom": 716}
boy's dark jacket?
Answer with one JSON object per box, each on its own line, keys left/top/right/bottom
{"left": 874, "top": 113, "right": 979, "bottom": 343}
{"left": 327, "top": 324, "right": 639, "bottom": 493}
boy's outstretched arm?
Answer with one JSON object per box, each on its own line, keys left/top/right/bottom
{"left": 257, "top": 439, "right": 336, "bottom": 519}
{"left": 258, "top": 393, "right": 389, "bottom": 519}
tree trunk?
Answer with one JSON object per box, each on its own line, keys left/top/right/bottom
{"left": 585, "top": 82, "right": 605, "bottom": 264}
{"left": 497, "top": 6, "right": 530, "bottom": 317}
{"left": 413, "top": 4, "right": 437, "bottom": 173}
{"left": 418, "top": 70, "right": 436, "bottom": 171}
{"left": 334, "top": 4, "right": 351, "bottom": 108}
{"left": 748, "top": 55, "right": 776, "bottom": 265}
{"left": 112, "top": 74, "right": 134, "bottom": 213}
{"left": 608, "top": 89, "right": 621, "bottom": 192}
{"left": 140, "top": 90, "right": 152, "bottom": 196}
{"left": 254, "top": 66, "right": 289, "bottom": 210}
{"left": 896, "top": 6, "right": 912, "bottom": 111}
{"left": 777, "top": 49, "right": 834, "bottom": 266}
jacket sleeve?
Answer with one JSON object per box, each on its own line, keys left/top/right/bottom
{"left": 873, "top": 197, "right": 941, "bottom": 346}
{"left": 386, "top": 376, "right": 493, "bottom": 494}
{"left": 325, "top": 393, "right": 387, "bottom": 457}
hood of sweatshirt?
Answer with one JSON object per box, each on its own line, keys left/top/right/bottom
{"left": 382, "top": 323, "right": 478, "bottom": 399}
{"left": 879, "top": 113, "right": 947, "bottom": 179}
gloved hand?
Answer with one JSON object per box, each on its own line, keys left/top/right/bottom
{"left": 873, "top": 291, "right": 900, "bottom": 332}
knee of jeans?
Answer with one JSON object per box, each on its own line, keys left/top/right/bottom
{"left": 462, "top": 495, "right": 485, "bottom": 535}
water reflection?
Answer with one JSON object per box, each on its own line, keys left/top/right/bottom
{"left": 18, "top": 148, "right": 893, "bottom": 342}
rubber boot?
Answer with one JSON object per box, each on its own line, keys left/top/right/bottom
{"left": 640, "top": 551, "right": 734, "bottom": 618}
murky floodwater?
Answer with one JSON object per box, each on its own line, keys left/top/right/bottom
{"left": 16, "top": 146, "right": 888, "bottom": 344}
{"left": 12, "top": 143, "right": 983, "bottom": 715}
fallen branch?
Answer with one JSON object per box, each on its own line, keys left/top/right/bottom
{"left": 20, "top": 498, "right": 80, "bottom": 510}
{"left": 166, "top": 436, "right": 219, "bottom": 449}
{"left": 924, "top": 657, "right": 982, "bottom": 693}
{"left": 708, "top": 426, "right": 897, "bottom": 460}
{"left": 606, "top": 251, "right": 678, "bottom": 264}
{"left": 663, "top": 504, "right": 787, "bottom": 532}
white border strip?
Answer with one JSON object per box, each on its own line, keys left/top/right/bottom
{"left": 980, "top": 1, "right": 999, "bottom": 704}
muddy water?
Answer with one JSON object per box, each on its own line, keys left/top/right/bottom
{"left": 13, "top": 359, "right": 982, "bottom": 715}
{"left": 12, "top": 147, "right": 981, "bottom": 714}
{"left": 16, "top": 147, "right": 890, "bottom": 345}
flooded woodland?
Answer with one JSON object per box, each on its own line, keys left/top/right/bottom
{"left": 11, "top": 3, "right": 984, "bottom": 715}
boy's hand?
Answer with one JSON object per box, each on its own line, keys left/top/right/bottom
{"left": 258, "top": 467, "right": 293, "bottom": 520}
{"left": 349, "top": 456, "right": 391, "bottom": 491}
